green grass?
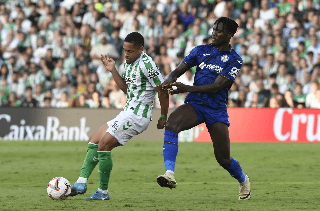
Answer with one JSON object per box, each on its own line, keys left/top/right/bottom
{"left": 1, "top": 141, "right": 320, "bottom": 211}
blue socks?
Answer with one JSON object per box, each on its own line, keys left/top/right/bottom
{"left": 162, "top": 130, "right": 245, "bottom": 184}
{"left": 225, "top": 157, "right": 246, "bottom": 183}
{"left": 163, "top": 130, "right": 178, "bottom": 173}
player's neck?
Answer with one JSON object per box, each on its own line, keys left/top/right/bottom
{"left": 212, "top": 43, "right": 230, "bottom": 52}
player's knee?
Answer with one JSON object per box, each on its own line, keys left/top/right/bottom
{"left": 88, "top": 137, "right": 97, "bottom": 144}
{"left": 98, "top": 137, "right": 120, "bottom": 151}
{"left": 166, "top": 117, "right": 183, "bottom": 133}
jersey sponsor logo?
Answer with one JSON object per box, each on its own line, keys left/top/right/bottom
{"left": 199, "top": 62, "right": 223, "bottom": 73}
{"left": 228, "top": 67, "right": 241, "bottom": 78}
{"left": 203, "top": 53, "right": 210, "bottom": 56}
{"left": 125, "top": 76, "right": 137, "bottom": 84}
{"left": 147, "top": 68, "right": 159, "bottom": 79}
{"left": 221, "top": 55, "right": 229, "bottom": 62}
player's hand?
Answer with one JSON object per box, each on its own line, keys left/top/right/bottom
{"left": 162, "top": 77, "right": 176, "bottom": 90}
{"left": 101, "top": 54, "right": 116, "bottom": 72}
{"left": 168, "top": 82, "right": 190, "bottom": 95}
{"left": 157, "top": 117, "right": 166, "bottom": 129}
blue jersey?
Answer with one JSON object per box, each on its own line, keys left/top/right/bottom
{"left": 183, "top": 44, "right": 243, "bottom": 108}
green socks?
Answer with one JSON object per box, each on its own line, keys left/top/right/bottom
{"left": 79, "top": 143, "right": 99, "bottom": 179}
{"left": 98, "top": 151, "right": 113, "bottom": 190}
{"left": 78, "top": 144, "right": 113, "bottom": 191}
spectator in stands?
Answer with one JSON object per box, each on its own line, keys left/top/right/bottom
{"left": 111, "top": 27, "right": 124, "bottom": 57}
{"left": 90, "top": 35, "right": 119, "bottom": 71}
{"left": 43, "top": 97, "right": 52, "bottom": 108}
{"left": 101, "top": 96, "right": 111, "bottom": 109}
{"left": 141, "top": 15, "right": 164, "bottom": 47}
{"left": 306, "top": 81, "right": 320, "bottom": 108}
{"left": 248, "top": 34, "right": 262, "bottom": 56}
{"left": 33, "top": 84, "right": 45, "bottom": 105}
{"left": 284, "top": 90, "right": 295, "bottom": 107}
{"left": 86, "top": 91, "right": 101, "bottom": 108}
{"left": 21, "top": 86, "right": 38, "bottom": 107}
{"left": 74, "top": 44, "right": 91, "bottom": 68}
{"left": 52, "top": 80, "right": 66, "bottom": 102}
{"left": 28, "top": 62, "right": 45, "bottom": 92}
{"left": 55, "top": 92, "right": 69, "bottom": 108}
{"left": 6, "top": 92, "right": 21, "bottom": 107}
{"left": 178, "top": 3, "right": 195, "bottom": 31}
{"left": 263, "top": 53, "right": 279, "bottom": 77}
{"left": 108, "top": 78, "right": 124, "bottom": 109}
{"left": 240, "top": 63, "right": 252, "bottom": 87}
{"left": 8, "top": 71, "right": 25, "bottom": 100}
{"left": 302, "top": 72, "right": 313, "bottom": 94}
{"left": 68, "top": 84, "right": 80, "bottom": 108}
{"left": 293, "top": 83, "right": 307, "bottom": 107}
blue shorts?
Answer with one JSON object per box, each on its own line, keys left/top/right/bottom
{"left": 186, "top": 101, "right": 230, "bottom": 130}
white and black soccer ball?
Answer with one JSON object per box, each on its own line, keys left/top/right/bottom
{"left": 47, "top": 177, "right": 71, "bottom": 200}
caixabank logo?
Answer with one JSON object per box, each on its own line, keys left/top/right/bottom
{"left": 0, "top": 114, "right": 90, "bottom": 141}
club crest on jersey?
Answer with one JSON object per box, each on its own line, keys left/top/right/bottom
{"left": 221, "top": 55, "right": 229, "bottom": 62}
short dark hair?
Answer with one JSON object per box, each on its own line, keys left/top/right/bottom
{"left": 214, "top": 17, "right": 239, "bottom": 36}
{"left": 124, "top": 32, "right": 144, "bottom": 47}
{"left": 26, "top": 86, "right": 32, "bottom": 91}
{"left": 271, "top": 83, "right": 278, "bottom": 89}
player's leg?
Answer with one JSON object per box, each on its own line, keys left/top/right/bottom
{"left": 209, "top": 122, "right": 250, "bottom": 200}
{"left": 158, "top": 104, "right": 200, "bottom": 189}
{"left": 85, "top": 132, "right": 120, "bottom": 201}
{"left": 70, "top": 123, "right": 111, "bottom": 196}
{"left": 85, "top": 111, "right": 150, "bottom": 200}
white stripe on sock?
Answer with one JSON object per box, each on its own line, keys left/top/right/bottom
{"left": 98, "top": 188, "right": 108, "bottom": 194}
{"left": 77, "top": 177, "right": 87, "bottom": 183}
{"left": 88, "top": 142, "right": 98, "bottom": 146}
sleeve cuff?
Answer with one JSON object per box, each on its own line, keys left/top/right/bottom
{"left": 219, "top": 73, "right": 233, "bottom": 82}
{"left": 183, "top": 61, "right": 192, "bottom": 68}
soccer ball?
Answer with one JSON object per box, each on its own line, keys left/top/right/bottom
{"left": 47, "top": 177, "right": 71, "bottom": 200}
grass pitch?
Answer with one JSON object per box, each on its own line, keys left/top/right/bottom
{"left": 0, "top": 141, "right": 319, "bottom": 211}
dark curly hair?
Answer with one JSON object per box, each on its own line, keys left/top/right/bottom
{"left": 214, "top": 17, "right": 239, "bottom": 36}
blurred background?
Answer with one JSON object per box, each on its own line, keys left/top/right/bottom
{"left": 0, "top": 0, "right": 319, "bottom": 110}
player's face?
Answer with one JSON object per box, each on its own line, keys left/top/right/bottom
{"left": 123, "top": 42, "right": 143, "bottom": 64}
{"left": 211, "top": 22, "right": 231, "bottom": 46}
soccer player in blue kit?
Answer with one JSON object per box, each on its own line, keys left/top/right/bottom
{"left": 157, "top": 17, "right": 251, "bottom": 200}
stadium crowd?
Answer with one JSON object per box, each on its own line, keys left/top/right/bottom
{"left": 0, "top": 0, "right": 320, "bottom": 109}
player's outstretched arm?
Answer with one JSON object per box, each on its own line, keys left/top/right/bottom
{"left": 101, "top": 54, "right": 128, "bottom": 94}
{"left": 169, "top": 75, "right": 233, "bottom": 95}
{"left": 155, "top": 85, "right": 169, "bottom": 129}
{"left": 162, "top": 62, "right": 190, "bottom": 90}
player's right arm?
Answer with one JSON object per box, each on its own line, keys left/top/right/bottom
{"left": 101, "top": 54, "right": 128, "bottom": 94}
{"left": 162, "top": 62, "right": 190, "bottom": 90}
{"left": 163, "top": 47, "right": 198, "bottom": 90}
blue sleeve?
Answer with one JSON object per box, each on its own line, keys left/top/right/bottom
{"left": 183, "top": 46, "right": 198, "bottom": 67}
{"left": 220, "top": 59, "right": 242, "bottom": 82}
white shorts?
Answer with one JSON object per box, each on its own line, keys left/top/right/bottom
{"left": 106, "top": 111, "right": 150, "bottom": 145}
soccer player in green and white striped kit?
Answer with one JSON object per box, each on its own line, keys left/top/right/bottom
{"left": 70, "top": 32, "right": 169, "bottom": 200}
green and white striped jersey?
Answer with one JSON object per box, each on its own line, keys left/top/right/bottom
{"left": 122, "top": 51, "right": 164, "bottom": 119}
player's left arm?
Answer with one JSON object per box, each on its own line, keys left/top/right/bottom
{"left": 169, "top": 59, "right": 242, "bottom": 94}
{"left": 141, "top": 57, "right": 168, "bottom": 129}
{"left": 155, "top": 85, "right": 169, "bottom": 129}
